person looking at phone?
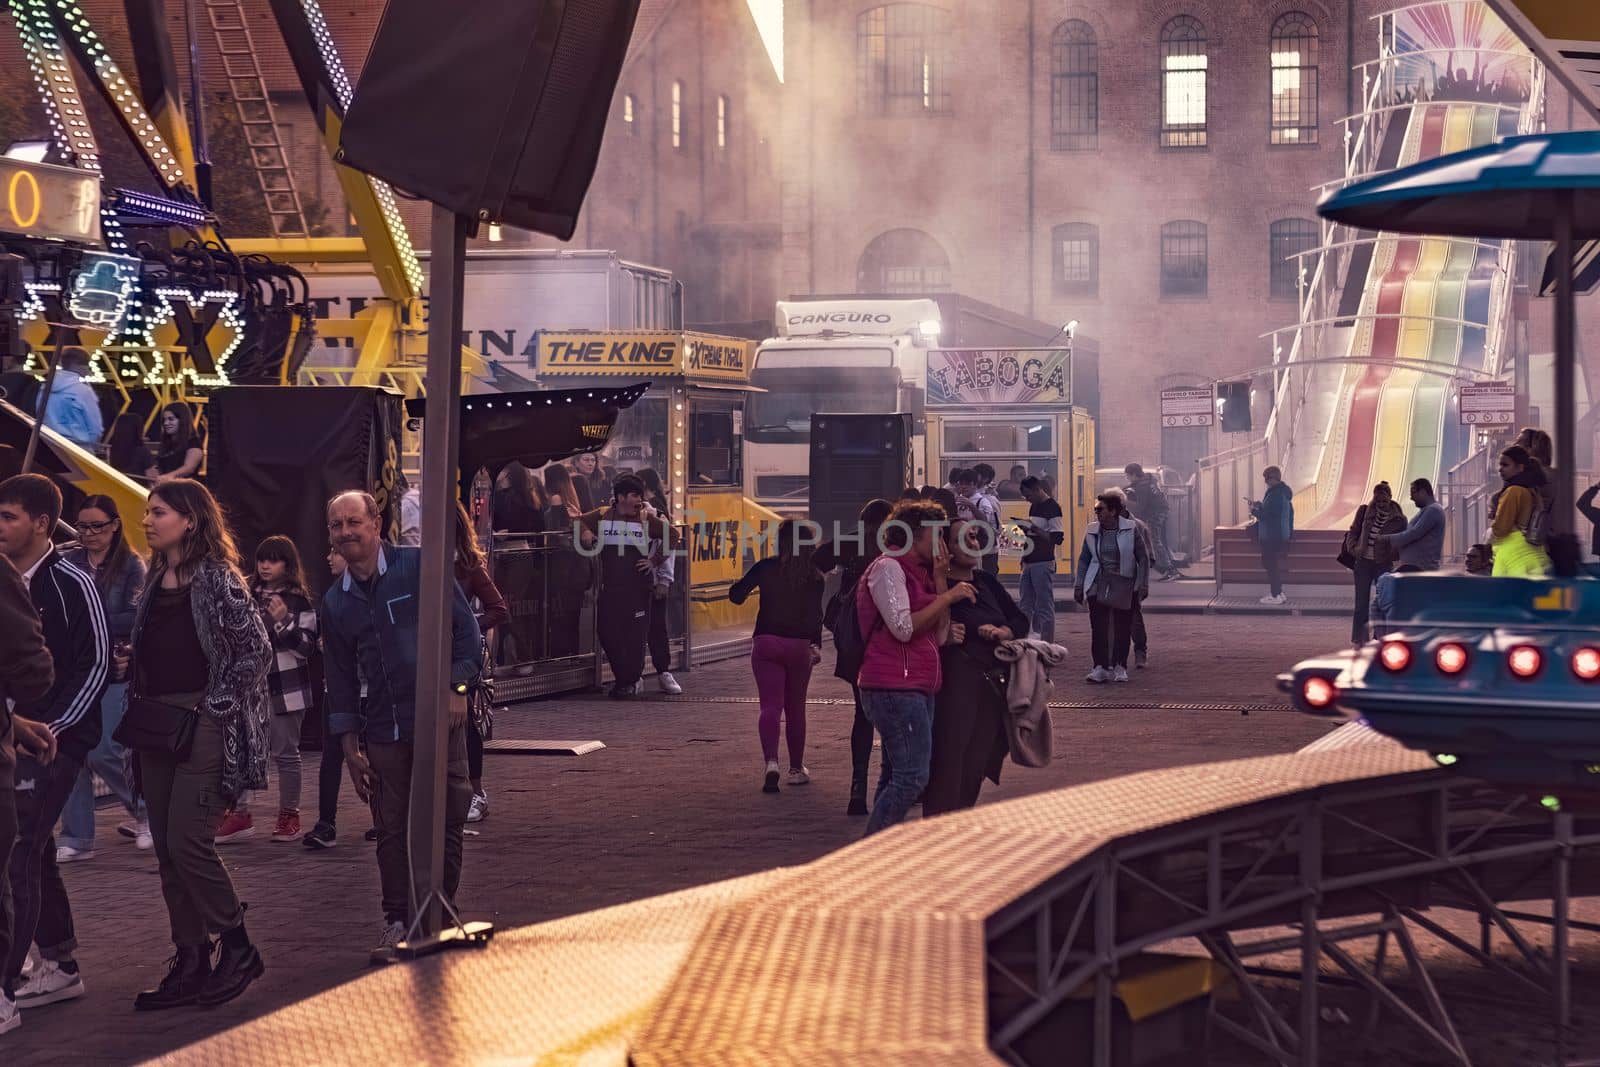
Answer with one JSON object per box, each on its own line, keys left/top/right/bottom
{"left": 854, "top": 500, "right": 976, "bottom": 836}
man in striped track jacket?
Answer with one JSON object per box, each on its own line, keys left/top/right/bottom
{"left": 0, "top": 475, "right": 108, "bottom": 1011}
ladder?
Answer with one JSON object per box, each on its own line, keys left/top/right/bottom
{"left": 204, "top": 0, "right": 309, "bottom": 237}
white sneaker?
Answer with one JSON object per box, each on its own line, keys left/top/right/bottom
{"left": 14, "top": 960, "right": 85, "bottom": 1008}
{"left": 370, "top": 920, "right": 407, "bottom": 965}
{"left": 1085, "top": 666, "right": 1111, "bottom": 683}
{"left": 54, "top": 845, "right": 93, "bottom": 864}
{"left": 1111, "top": 667, "right": 1130, "bottom": 683}
{"left": 657, "top": 672, "right": 682, "bottom": 695}
{"left": 0, "top": 994, "right": 18, "bottom": 1036}
{"left": 787, "top": 767, "right": 810, "bottom": 786}
{"left": 466, "top": 791, "right": 489, "bottom": 824}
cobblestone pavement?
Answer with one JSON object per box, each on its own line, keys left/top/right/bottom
{"left": 6, "top": 612, "right": 1596, "bottom": 1064}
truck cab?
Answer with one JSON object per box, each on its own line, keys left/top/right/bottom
{"left": 744, "top": 298, "right": 939, "bottom": 514}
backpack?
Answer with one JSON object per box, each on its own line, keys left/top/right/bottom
{"left": 828, "top": 563, "right": 877, "bottom": 684}
{"left": 1524, "top": 488, "right": 1554, "bottom": 547}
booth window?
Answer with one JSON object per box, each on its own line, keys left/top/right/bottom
{"left": 944, "top": 421, "right": 1052, "bottom": 455}
{"left": 690, "top": 409, "right": 742, "bottom": 487}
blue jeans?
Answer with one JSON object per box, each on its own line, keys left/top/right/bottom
{"left": 58, "top": 682, "right": 142, "bottom": 850}
{"left": 860, "top": 689, "right": 935, "bottom": 837}
{"left": 1019, "top": 560, "right": 1057, "bottom": 644}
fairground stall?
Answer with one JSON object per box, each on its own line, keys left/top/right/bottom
{"left": 924, "top": 346, "right": 1095, "bottom": 584}
{"left": 533, "top": 331, "right": 780, "bottom": 667}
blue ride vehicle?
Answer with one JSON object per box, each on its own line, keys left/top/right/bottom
{"left": 1279, "top": 573, "right": 1600, "bottom": 789}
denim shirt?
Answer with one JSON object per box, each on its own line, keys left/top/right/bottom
{"left": 64, "top": 545, "right": 146, "bottom": 644}
{"left": 320, "top": 544, "right": 481, "bottom": 743}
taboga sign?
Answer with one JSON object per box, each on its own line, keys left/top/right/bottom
{"left": 927, "top": 347, "right": 1071, "bottom": 405}
{"left": 538, "top": 331, "right": 751, "bottom": 382}
{"left": 0, "top": 157, "right": 101, "bottom": 245}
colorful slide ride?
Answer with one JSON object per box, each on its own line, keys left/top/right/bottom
{"left": 1302, "top": 99, "right": 1519, "bottom": 529}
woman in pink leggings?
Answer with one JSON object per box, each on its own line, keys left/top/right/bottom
{"left": 729, "top": 520, "right": 829, "bottom": 793}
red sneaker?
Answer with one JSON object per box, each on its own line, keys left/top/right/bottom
{"left": 271, "top": 811, "right": 302, "bottom": 843}
{"left": 215, "top": 809, "right": 256, "bottom": 844}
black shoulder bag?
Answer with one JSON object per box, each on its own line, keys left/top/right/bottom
{"left": 114, "top": 692, "right": 200, "bottom": 759}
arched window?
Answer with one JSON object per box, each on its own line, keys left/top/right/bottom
{"left": 857, "top": 4, "right": 952, "bottom": 116}
{"left": 1160, "top": 16, "right": 1207, "bottom": 148}
{"left": 858, "top": 229, "right": 952, "bottom": 293}
{"left": 1270, "top": 218, "right": 1319, "bottom": 300}
{"left": 1160, "top": 220, "right": 1207, "bottom": 297}
{"left": 1051, "top": 21, "right": 1098, "bottom": 151}
{"left": 1052, "top": 223, "right": 1098, "bottom": 296}
{"left": 1270, "top": 13, "right": 1319, "bottom": 144}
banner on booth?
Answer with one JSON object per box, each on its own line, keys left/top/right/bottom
{"left": 927, "top": 348, "right": 1071, "bottom": 406}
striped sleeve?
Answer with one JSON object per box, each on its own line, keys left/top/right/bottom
{"left": 46, "top": 560, "right": 109, "bottom": 737}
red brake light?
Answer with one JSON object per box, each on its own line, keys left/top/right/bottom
{"left": 1302, "top": 676, "right": 1337, "bottom": 709}
{"left": 1508, "top": 645, "right": 1543, "bottom": 679}
{"left": 1435, "top": 643, "right": 1469, "bottom": 675}
{"left": 1379, "top": 640, "right": 1412, "bottom": 672}
{"left": 1573, "top": 648, "right": 1600, "bottom": 681}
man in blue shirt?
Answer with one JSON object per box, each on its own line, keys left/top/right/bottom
{"left": 1380, "top": 478, "right": 1446, "bottom": 572}
{"left": 36, "top": 348, "right": 103, "bottom": 450}
{"left": 320, "top": 490, "right": 480, "bottom": 963}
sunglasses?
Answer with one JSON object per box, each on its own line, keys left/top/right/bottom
{"left": 78, "top": 519, "right": 117, "bottom": 533}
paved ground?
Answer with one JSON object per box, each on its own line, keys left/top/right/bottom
{"left": 6, "top": 611, "right": 1596, "bottom": 1064}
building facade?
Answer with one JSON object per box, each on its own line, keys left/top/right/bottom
{"left": 779, "top": 0, "right": 1397, "bottom": 465}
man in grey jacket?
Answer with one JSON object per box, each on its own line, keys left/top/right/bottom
{"left": 1381, "top": 478, "right": 1446, "bottom": 572}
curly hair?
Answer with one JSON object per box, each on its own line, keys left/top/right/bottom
{"left": 881, "top": 499, "right": 950, "bottom": 552}
{"left": 146, "top": 478, "right": 242, "bottom": 587}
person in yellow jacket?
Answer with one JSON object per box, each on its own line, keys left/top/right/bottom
{"left": 1489, "top": 445, "right": 1551, "bottom": 577}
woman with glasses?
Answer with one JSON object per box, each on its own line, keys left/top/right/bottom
{"left": 58, "top": 496, "right": 150, "bottom": 858}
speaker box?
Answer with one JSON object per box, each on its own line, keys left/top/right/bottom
{"left": 338, "top": 0, "right": 643, "bottom": 239}
{"left": 809, "top": 413, "right": 913, "bottom": 535}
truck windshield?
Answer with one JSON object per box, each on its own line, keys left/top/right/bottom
{"left": 745, "top": 364, "right": 899, "bottom": 443}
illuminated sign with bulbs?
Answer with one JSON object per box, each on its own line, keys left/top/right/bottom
{"left": 0, "top": 157, "right": 101, "bottom": 245}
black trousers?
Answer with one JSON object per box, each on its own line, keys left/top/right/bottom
{"left": 1087, "top": 599, "right": 1134, "bottom": 669}
{"left": 467, "top": 715, "right": 484, "bottom": 782}
{"left": 1352, "top": 558, "right": 1388, "bottom": 643}
{"left": 0, "top": 773, "right": 16, "bottom": 996}
{"left": 1260, "top": 544, "right": 1287, "bottom": 596}
{"left": 367, "top": 726, "right": 471, "bottom": 925}
{"left": 598, "top": 589, "right": 651, "bottom": 688}
{"left": 850, "top": 685, "right": 874, "bottom": 784}
{"left": 1132, "top": 599, "right": 1148, "bottom": 655}
{"left": 648, "top": 594, "right": 672, "bottom": 674}
{"left": 6, "top": 752, "right": 81, "bottom": 980}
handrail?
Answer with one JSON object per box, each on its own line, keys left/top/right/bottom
{"left": 1284, "top": 234, "right": 1509, "bottom": 262}
{"left": 1260, "top": 310, "right": 1496, "bottom": 340}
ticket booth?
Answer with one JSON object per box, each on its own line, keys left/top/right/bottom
{"left": 924, "top": 347, "right": 1095, "bottom": 583}
{"left": 537, "top": 330, "right": 780, "bottom": 653}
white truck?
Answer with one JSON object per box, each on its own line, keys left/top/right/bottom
{"left": 744, "top": 298, "right": 941, "bottom": 514}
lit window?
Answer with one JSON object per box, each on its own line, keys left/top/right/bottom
{"left": 857, "top": 4, "right": 952, "bottom": 116}
{"left": 717, "top": 94, "right": 729, "bottom": 150}
{"left": 623, "top": 93, "right": 636, "bottom": 134}
{"left": 1160, "top": 220, "right": 1207, "bottom": 297}
{"left": 1270, "top": 218, "right": 1319, "bottom": 300}
{"left": 672, "top": 81, "right": 683, "bottom": 149}
{"left": 1160, "top": 16, "right": 1207, "bottom": 148}
{"left": 1270, "top": 14, "right": 1319, "bottom": 144}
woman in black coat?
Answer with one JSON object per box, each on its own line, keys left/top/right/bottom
{"left": 924, "top": 519, "right": 1028, "bottom": 815}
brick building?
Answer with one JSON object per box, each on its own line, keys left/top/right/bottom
{"left": 776, "top": 0, "right": 1406, "bottom": 465}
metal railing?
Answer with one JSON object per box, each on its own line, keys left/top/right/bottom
{"left": 1196, "top": 437, "right": 1267, "bottom": 548}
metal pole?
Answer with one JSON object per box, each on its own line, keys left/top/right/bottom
{"left": 1553, "top": 197, "right": 1577, "bottom": 535}
{"left": 20, "top": 340, "right": 61, "bottom": 474}
{"left": 182, "top": 0, "right": 212, "bottom": 206}
{"left": 409, "top": 204, "right": 468, "bottom": 937}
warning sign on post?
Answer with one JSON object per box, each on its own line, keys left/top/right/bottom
{"left": 1460, "top": 382, "right": 1515, "bottom": 426}
{"left": 1160, "top": 387, "right": 1214, "bottom": 428}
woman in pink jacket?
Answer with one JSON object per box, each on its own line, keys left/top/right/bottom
{"left": 856, "top": 500, "right": 976, "bottom": 835}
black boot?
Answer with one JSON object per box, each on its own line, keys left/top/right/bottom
{"left": 847, "top": 769, "right": 869, "bottom": 816}
{"left": 196, "top": 927, "right": 265, "bottom": 1007}
{"left": 134, "top": 944, "right": 212, "bottom": 1011}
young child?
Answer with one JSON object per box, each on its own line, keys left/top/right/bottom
{"left": 244, "top": 535, "right": 319, "bottom": 842}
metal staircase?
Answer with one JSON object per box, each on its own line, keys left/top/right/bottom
{"left": 204, "top": 0, "right": 309, "bottom": 237}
